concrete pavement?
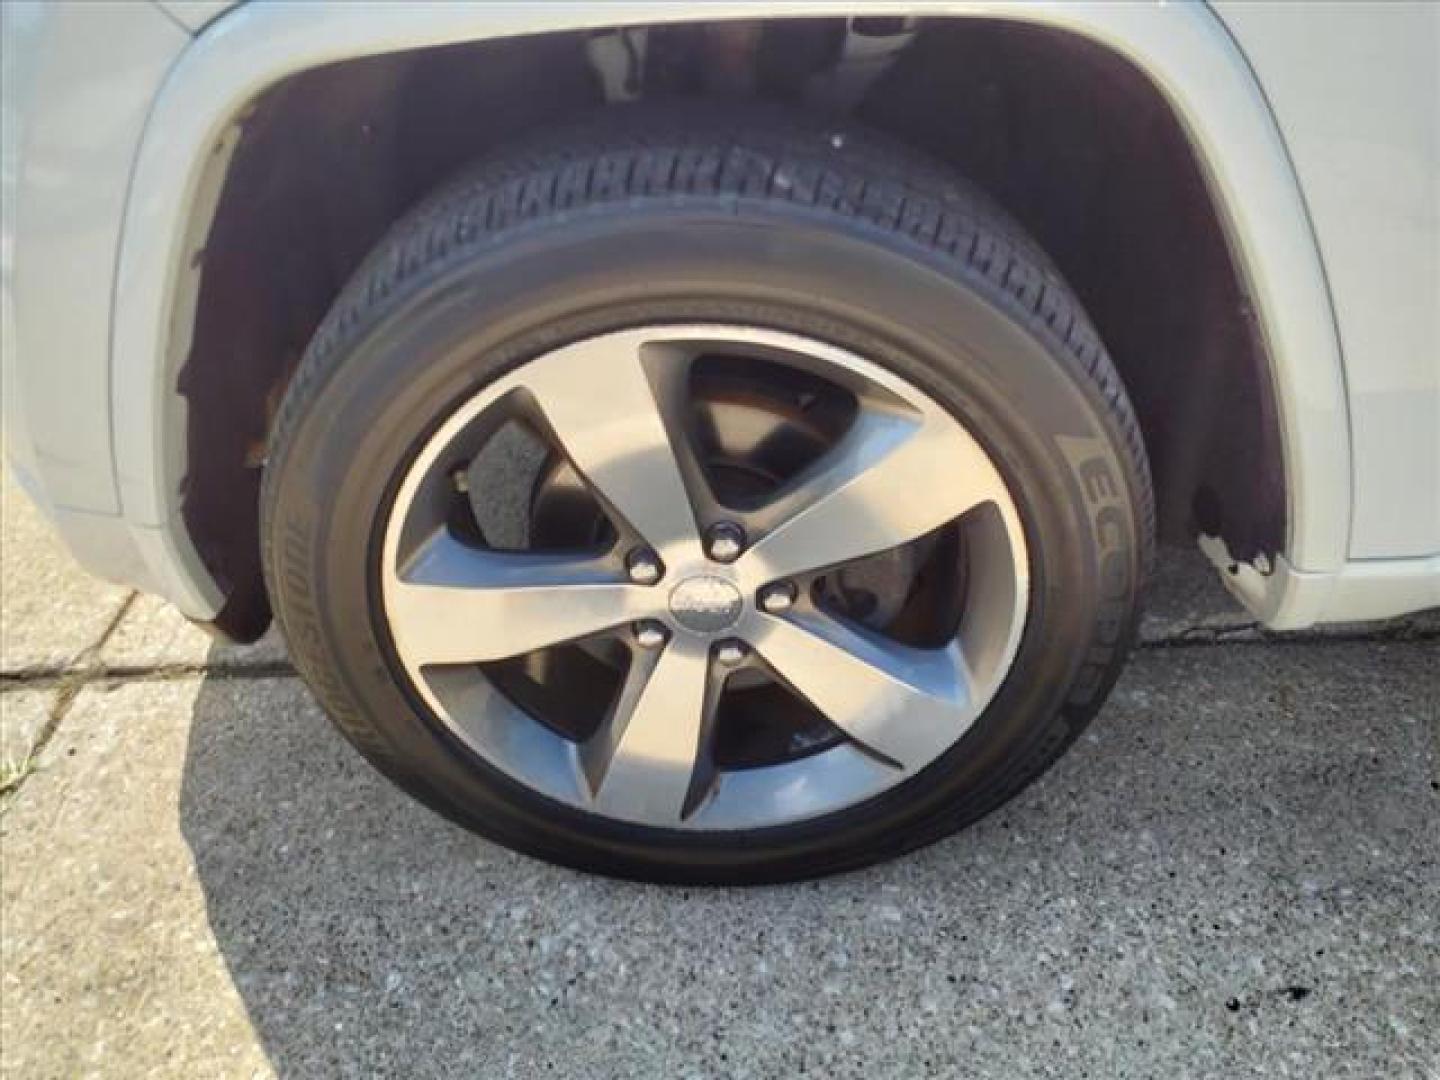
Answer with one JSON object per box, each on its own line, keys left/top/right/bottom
{"left": 2, "top": 470, "right": 1437, "bottom": 1078}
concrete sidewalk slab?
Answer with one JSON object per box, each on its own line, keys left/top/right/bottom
{"left": 1, "top": 470, "right": 130, "bottom": 674}
{"left": 2, "top": 643, "right": 1436, "bottom": 1078}
{"left": 0, "top": 677, "right": 270, "bottom": 1079}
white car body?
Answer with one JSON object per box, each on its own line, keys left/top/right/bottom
{"left": 3, "top": 0, "right": 1438, "bottom": 630}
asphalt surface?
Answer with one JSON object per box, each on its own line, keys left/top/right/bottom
{"left": 2, "top": 467, "right": 1437, "bottom": 1078}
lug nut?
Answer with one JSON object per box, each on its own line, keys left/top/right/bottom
{"left": 758, "top": 581, "right": 797, "bottom": 614}
{"left": 634, "top": 621, "right": 668, "bottom": 649}
{"left": 626, "top": 548, "right": 663, "bottom": 585}
{"left": 704, "top": 521, "right": 746, "bottom": 563}
{"left": 714, "top": 639, "right": 748, "bottom": 666}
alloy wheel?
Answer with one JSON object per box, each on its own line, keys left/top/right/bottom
{"left": 380, "top": 325, "right": 1029, "bottom": 830}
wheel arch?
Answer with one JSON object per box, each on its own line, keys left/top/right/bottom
{"left": 111, "top": 1, "right": 1349, "bottom": 634}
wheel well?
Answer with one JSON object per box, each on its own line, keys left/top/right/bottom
{"left": 182, "top": 16, "right": 1285, "bottom": 639}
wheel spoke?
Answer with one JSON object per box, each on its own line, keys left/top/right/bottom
{"left": 748, "top": 610, "right": 977, "bottom": 769}
{"left": 582, "top": 636, "right": 715, "bottom": 823}
{"left": 737, "top": 409, "right": 1009, "bottom": 584}
{"left": 523, "top": 332, "right": 701, "bottom": 554}
{"left": 387, "top": 531, "right": 643, "bottom": 665}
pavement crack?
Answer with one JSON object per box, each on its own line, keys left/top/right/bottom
{"left": 100, "top": 660, "right": 297, "bottom": 683}
{"left": 1, "top": 594, "right": 137, "bottom": 801}
{"left": 1, "top": 658, "right": 296, "bottom": 692}
{"left": 1139, "top": 623, "right": 1439, "bottom": 649}
{"left": 0, "top": 576, "right": 1433, "bottom": 805}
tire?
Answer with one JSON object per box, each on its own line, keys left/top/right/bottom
{"left": 261, "top": 104, "right": 1153, "bottom": 883}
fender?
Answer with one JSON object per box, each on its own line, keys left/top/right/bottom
{"left": 110, "top": 1, "right": 1351, "bottom": 623}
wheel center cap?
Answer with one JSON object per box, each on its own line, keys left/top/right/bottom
{"left": 668, "top": 575, "right": 743, "bottom": 634}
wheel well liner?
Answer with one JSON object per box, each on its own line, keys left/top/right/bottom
{"left": 177, "top": 17, "right": 1287, "bottom": 639}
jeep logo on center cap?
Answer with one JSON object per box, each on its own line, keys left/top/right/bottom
{"left": 668, "top": 575, "right": 744, "bottom": 634}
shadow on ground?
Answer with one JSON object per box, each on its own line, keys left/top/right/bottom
{"left": 178, "top": 642, "right": 1438, "bottom": 1078}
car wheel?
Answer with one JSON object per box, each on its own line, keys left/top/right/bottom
{"left": 261, "top": 105, "right": 1153, "bottom": 883}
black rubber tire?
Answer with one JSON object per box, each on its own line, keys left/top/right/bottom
{"left": 261, "top": 104, "right": 1154, "bottom": 884}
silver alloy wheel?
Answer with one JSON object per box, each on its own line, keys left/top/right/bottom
{"left": 380, "top": 325, "right": 1029, "bottom": 830}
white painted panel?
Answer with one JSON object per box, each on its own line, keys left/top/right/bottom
{"left": 1217, "top": 2, "right": 1440, "bottom": 558}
